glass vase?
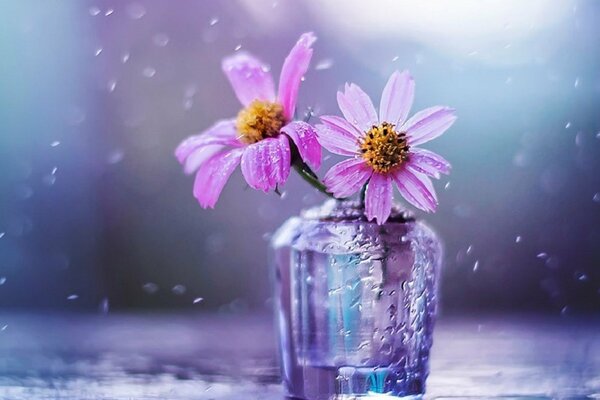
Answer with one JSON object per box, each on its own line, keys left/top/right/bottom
{"left": 270, "top": 200, "right": 442, "bottom": 399}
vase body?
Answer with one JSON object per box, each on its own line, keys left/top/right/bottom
{"left": 270, "top": 200, "right": 442, "bottom": 399}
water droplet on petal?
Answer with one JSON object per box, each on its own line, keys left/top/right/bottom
{"left": 392, "top": 55, "right": 400, "bottom": 61}
{"left": 0, "top": 232, "right": 4, "bottom": 239}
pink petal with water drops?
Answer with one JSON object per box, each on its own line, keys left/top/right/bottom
{"left": 222, "top": 52, "right": 276, "bottom": 107}
{"left": 408, "top": 148, "right": 451, "bottom": 178}
{"left": 184, "top": 144, "right": 225, "bottom": 175}
{"left": 193, "top": 148, "right": 244, "bottom": 208}
{"left": 365, "top": 173, "right": 393, "bottom": 224}
{"left": 379, "top": 70, "right": 414, "bottom": 126}
{"left": 323, "top": 158, "right": 372, "bottom": 198}
{"left": 175, "top": 119, "right": 240, "bottom": 164}
{"left": 315, "top": 123, "right": 359, "bottom": 156}
{"left": 337, "top": 83, "right": 378, "bottom": 132}
{"left": 393, "top": 168, "right": 438, "bottom": 212}
{"left": 278, "top": 32, "right": 316, "bottom": 119}
{"left": 319, "top": 115, "right": 363, "bottom": 138}
{"left": 401, "top": 106, "right": 457, "bottom": 146}
{"left": 240, "top": 134, "right": 291, "bottom": 192}
{"left": 281, "top": 121, "right": 321, "bottom": 169}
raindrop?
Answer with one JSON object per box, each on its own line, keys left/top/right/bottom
{"left": 574, "top": 77, "right": 579, "bottom": 88}
{"left": 574, "top": 271, "right": 588, "bottom": 282}
{"left": 104, "top": 8, "right": 114, "bottom": 16}
{"left": 153, "top": 33, "right": 169, "bottom": 47}
{"left": 315, "top": 58, "right": 334, "bottom": 70}
{"left": 142, "top": 282, "right": 159, "bottom": 294}
{"left": 234, "top": 44, "right": 242, "bottom": 51}
{"left": 42, "top": 174, "right": 56, "bottom": 186}
{"left": 473, "top": 260, "right": 479, "bottom": 272}
{"left": 0, "top": 325, "right": 7, "bottom": 332}
{"left": 596, "top": 131, "right": 600, "bottom": 139}
{"left": 505, "top": 76, "right": 513, "bottom": 85}
{"left": 121, "top": 52, "right": 130, "bottom": 63}
{"left": 172, "top": 284, "right": 186, "bottom": 295}
{"left": 300, "top": 76, "right": 306, "bottom": 82}
{"left": 107, "top": 149, "right": 125, "bottom": 165}
{"left": 0, "top": 232, "right": 4, "bottom": 239}
{"left": 537, "top": 252, "right": 548, "bottom": 259}
{"left": 392, "top": 55, "right": 400, "bottom": 61}
{"left": 575, "top": 131, "right": 583, "bottom": 146}
{"left": 99, "top": 298, "right": 109, "bottom": 314}
{"left": 94, "top": 47, "right": 103, "bottom": 57}
{"left": 67, "top": 294, "right": 79, "bottom": 300}
{"left": 184, "top": 84, "right": 197, "bottom": 98}
{"left": 209, "top": 17, "right": 219, "bottom": 26}
{"left": 183, "top": 98, "right": 194, "bottom": 110}
{"left": 142, "top": 67, "right": 156, "bottom": 78}
{"left": 515, "top": 235, "right": 522, "bottom": 243}
{"left": 466, "top": 245, "right": 473, "bottom": 255}
{"left": 127, "top": 3, "right": 146, "bottom": 19}
{"left": 193, "top": 297, "right": 204, "bottom": 304}
{"left": 545, "top": 256, "right": 560, "bottom": 269}
{"left": 0, "top": 277, "right": 6, "bottom": 285}
{"left": 593, "top": 193, "right": 600, "bottom": 203}
{"left": 444, "top": 181, "right": 451, "bottom": 190}
{"left": 565, "top": 121, "right": 571, "bottom": 129}
{"left": 560, "top": 306, "right": 569, "bottom": 316}
{"left": 51, "top": 141, "right": 60, "bottom": 147}
{"left": 107, "top": 79, "right": 117, "bottom": 92}
{"left": 89, "top": 6, "right": 101, "bottom": 16}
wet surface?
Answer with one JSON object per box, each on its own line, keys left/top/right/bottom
{"left": 0, "top": 313, "right": 598, "bottom": 399}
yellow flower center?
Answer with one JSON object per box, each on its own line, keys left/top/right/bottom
{"left": 236, "top": 100, "right": 286, "bottom": 144}
{"left": 360, "top": 122, "right": 409, "bottom": 174}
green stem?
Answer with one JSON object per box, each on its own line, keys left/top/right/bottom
{"left": 359, "top": 183, "right": 367, "bottom": 208}
{"left": 293, "top": 160, "right": 336, "bottom": 199}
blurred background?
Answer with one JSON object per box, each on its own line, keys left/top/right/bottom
{"left": 0, "top": 0, "right": 599, "bottom": 315}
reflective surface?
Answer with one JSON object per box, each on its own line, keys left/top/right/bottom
{"left": 0, "top": 313, "right": 599, "bottom": 399}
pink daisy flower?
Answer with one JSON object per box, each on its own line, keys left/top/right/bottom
{"left": 175, "top": 33, "right": 321, "bottom": 208}
{"left": 317, "top": 70, "right": 456, "bottom": 224}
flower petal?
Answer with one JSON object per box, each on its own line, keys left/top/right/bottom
{"left": 320, "top": 115, "right": 362, "bottom": 138}
{"left": 277, "top": 32, "right": 316, "bottom": 119}
{"left": 401, "top": 106, "right": 457, "bottom": 146}
{"left": 337, "top": 83, "right": 378, "bottom": 132}
{"left": 175, "top": 119, "right": 240, "bottom": 164}
{"left": 281, "top": 121, "right": 321, "bottom": 169}
{"left": 323, "top": 158, "right": 372, "bottom": 198}
{"left": 365, "top": 173, "right": 393, "bottom": 224}
{"left": 222, "top": 52, "right": 276, "bottom": 106}
{"left": 193, "top": 148, "right": 243, "bottom": 209}
{"left": 407, "top": 148, "right": 451, "bottom": 178}
{"left": 393, "top": 168, "right": 438, "bottom": 212}
{"left": 315, "top": 122, "right": 359, "bottom": 156}
{"left": 379, "top": 70, "right": 414, "bottom": 126}
{"left": 184, "top": 144, "right": 225, "bottom": 175}
{"left": 240, "top": 135, "right": 291, "bottom": 192}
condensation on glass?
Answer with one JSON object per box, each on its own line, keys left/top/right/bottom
{"left": 270, "top": 200, "right": 442, "bottom": 399}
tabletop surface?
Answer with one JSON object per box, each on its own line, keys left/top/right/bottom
{"left": 0, "top": 312, "right": 598, "bottom": 400}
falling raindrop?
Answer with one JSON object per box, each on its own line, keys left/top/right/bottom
{"left": 142, "top": 67, "right": 156, "bottom": 78}
{"left": 89, "top": 6, "right": 101, "bottom": 16}
{"left": 107, "top": 79, "right": 117, "bottom": 92}
{"left": 560, "top": 306, "right": 569, "bottom": 315}
{"left": 0, "top": 325, "right": 7, "bottom": 332}
{"left": 142, "top": 282, "right": 159, "bottom": 294}
{"left": 183, "top": 98, "right": 194, "bottom": 110}
{"left": 172, "top": 285, "right": 187, "bottom": 295}
{"left": 466, "top": 245, "right": 473, "bottom": 255}
{"left": 0, "top": 232, "right": 4, "bottom": 239}
{"left": 315, "top": 58, "right": 334, "bottom": 70}
{"left": 50, "top": 141, "right": 60, "bottom": 147}
{"left": 473, "top": 260, "right": 480, "bottom": 272}
{"left": 505, "top": 76, "right": 513, "bottom": 85}
{"left": 537, "top": 252, "right": 548, "bottom": 259}
{"left": 104, "top": 8, "right": 114, "bottom": 16}
{"left": 444, "top": 181, "right": 451, "bottom": 190}
{"left": 234, "top": 44, "right": 242, "bottom": 51}
{"left": 107, "top": 149, "right": 125, "bottom": 165}
{"left": 565, "top": 121, "right": 571, "bottom": 129}
{"left": 121, "top": 52, "right": 130, "bottom": 63}
{"left": 193, "top": 297, "right": 204, "bottom": 304}
{"left": 574, "top": 271, "right": 588, "bottom": 282}
{"left": 0, "top": 277, "right": 6, "bottom": 285}
{"left": 99, "top": 298, "right": 109, "bottom": 314}
{"left": 392, "top": 55, "right": 400, "bottom": 61}
{"left": 515, "top": 235, "right": 522, "bottom": 243}
{"left": 574, "top": 77, "right": 579, "bottom": 87}
{"left": 67, "top": 294, "right": 79, "bottom": 300}
{"left": 153, "top": 33, "right": 169, "bottom": 47}
{"left": 209, "top": 17, "right": 219, "bottom": 26}
{"left": 42, "top": 173, "right": 57, "bottom": 186}
{"left": 94, "top": 47, "right": 103, "bottom": 57}
{"left": 593, "top": 192, "right": 600, "bottom": 203}
{"left": 127, "top": 3, "right": 146, "bottom": 19}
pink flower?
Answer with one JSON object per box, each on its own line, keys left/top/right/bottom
{"left": 175, "top": 33, "right": 321, "bottom": 208}
{"left": 317, "top": 70, "right": 456, "bottom": 224}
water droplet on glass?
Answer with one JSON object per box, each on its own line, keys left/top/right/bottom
{"left": 104, "top": 8, "right": 114, "bottom": 16}
{"left": 94, "top": 47, "right": 103, "bottom": 57}
{"left": 209, "top": 17, "right": 219, "bottom": 26}
{"left": 0, "top": 277, "right": 6, "bottom": 285}
{"left": 315, "top": 58, "right": 334, "bottom": 70}
{"left": 67, "top": 294, "right": 79, "bottom": 300}
{"left": 565, "top": 121, "right": 571, "bottom": 129}
{"left": 143, "top": 67, "right": 156, "bottom": 78}
{"left": 153, "top": 33, "right": 169, "bottom": 47}
{"left": 142, "top": 282, "right": 159, "bottom": 294}
{"left": 172, "top": 284, "right": 186, "bottom": 295}
{"left": 127, "top": 3, "right": 146, "bottom": 19}
{"left": 89, "top": 6, "right": 101, "bottom": 16}
{"left": 593, "top": 193, "right": 600, "bottom": 203}
{"left": 515, "top": 235, "right": 522, "bottom": 243}
{"left": 193, "top": 297, "right": 204, "bottom": 304}
{"left": 51, "top": 141, "right": 60, "bottom": 147}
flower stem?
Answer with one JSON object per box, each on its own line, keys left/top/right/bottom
{"left": 359, "top": 183, "right": 367, "bottom": 208}
{"left": 293, "top": 160, "right": 335, "bottom": 198}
